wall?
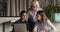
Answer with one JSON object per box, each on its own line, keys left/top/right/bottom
{"left": 0, "top": 24, "right": 3, "bottom": 32}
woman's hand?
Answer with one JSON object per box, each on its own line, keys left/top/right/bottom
{"left": 33, "top": 30, "right": 37, "bottom": 32}
{"left": 40, "top": 30, "right": 45, "bottom": 32}
{"left": 27, "top": 30, "right": 29, "bottom": 32}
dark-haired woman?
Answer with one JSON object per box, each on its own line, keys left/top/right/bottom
{"left": 33, "top": 11, "right": 56, "bottom": 32}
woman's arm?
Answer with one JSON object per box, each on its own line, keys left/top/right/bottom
{"left": 47, "top": 19, "right": 56, "bottom": 32}
{"left": 33, "top": 25, "right": 37, "bottom": 32}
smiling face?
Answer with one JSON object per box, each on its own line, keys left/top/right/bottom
{"left": 21, "top": 13, "right": 27, "bottom": 21}
{"left": 31, "top": 1, "right": 40, "bottom": 10}
{"left": 36, "top": 11, "right": 44, "bottom": 23}
{"left": 36, "top": 14, "right": 42, "bottom": 21}
{"left": 31, "top": 4, "right": 37, "bottom": 10}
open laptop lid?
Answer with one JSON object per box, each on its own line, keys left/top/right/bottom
{"left": 14, "top": 24, "right": 27, "bottom": 32}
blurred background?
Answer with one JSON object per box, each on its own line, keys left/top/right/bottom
{"left": 0, "top": 0, "right": 60, "bottom": 32}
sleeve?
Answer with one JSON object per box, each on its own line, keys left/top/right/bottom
{"left": 26, "top": 21, "right": 30, "bottom": 30}
{"left": 33, "top": 25, "right": 37, "bottom": 31}
{"left": 46, "top": 19, "right": 56, "bottom": 32}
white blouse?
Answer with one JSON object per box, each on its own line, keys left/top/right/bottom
{"left": 33, "top": 19, "right": 56, "bottom": 32}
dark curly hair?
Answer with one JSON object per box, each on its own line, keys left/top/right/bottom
{"left": 20, "top": 10, "right": 27, "bottom": 17}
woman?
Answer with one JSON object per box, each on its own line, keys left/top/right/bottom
{"left": 28, "top": 1, "right": 43, "bottom": 32}
{"left": 12, "top": 10, "right": 29, "bottom": 32}
{"left": 28, "top": 0, "right": 56, "bottom": 32}
{"left": 33, "top": 11, "right": 56, "bottom": 32}
{"left": 28, "top": 0, "right": 43, "bottom": 22}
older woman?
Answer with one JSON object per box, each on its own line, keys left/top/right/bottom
{"left": 28, "top": 0, "right": 43, "bottom": 22}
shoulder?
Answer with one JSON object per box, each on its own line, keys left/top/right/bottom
{"left": 14, "top": 19, "right": 21, "bottom": 23}
{"left": 27, "top": 8, "right": 32, "bottom": 12}
{"left": 37, "top": 8, "right": 43, "bottom": 11}
{"left": 12, "top": 19, "right": 21, "bottom": 26}
{"left": 46, "top": 19, "right": 52, "bottom": 24}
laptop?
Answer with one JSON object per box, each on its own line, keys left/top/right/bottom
{"left": 14, "top": 24, "right": 27, "bottom": 32}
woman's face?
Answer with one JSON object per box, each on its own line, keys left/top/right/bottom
{"left": 36, "top": 14, "right": 42, "bottom": 21}
{"left": 21, "top": 13, "right": 27, "bottom": 20}
{"left": 31, "top": 4, "right": 37, "bottom": 10}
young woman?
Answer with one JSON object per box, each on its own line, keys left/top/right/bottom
{"left": 33, "top": 11, "right": 56, "bottom": 32}
{"left": 12, "top": 10, "right": 29, "bottom": 32}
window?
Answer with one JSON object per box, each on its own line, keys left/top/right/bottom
{"left": 0, "top": 0, "right": 28, "bottom": 17}
{"left": 0, "top": 0, "right": 7, "bottom": 16}
{"left": 55, "top": 13, "right": 60, "bottom": 22}
{"left": 56, "top": 0, "right": 60, "bottom": 6}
